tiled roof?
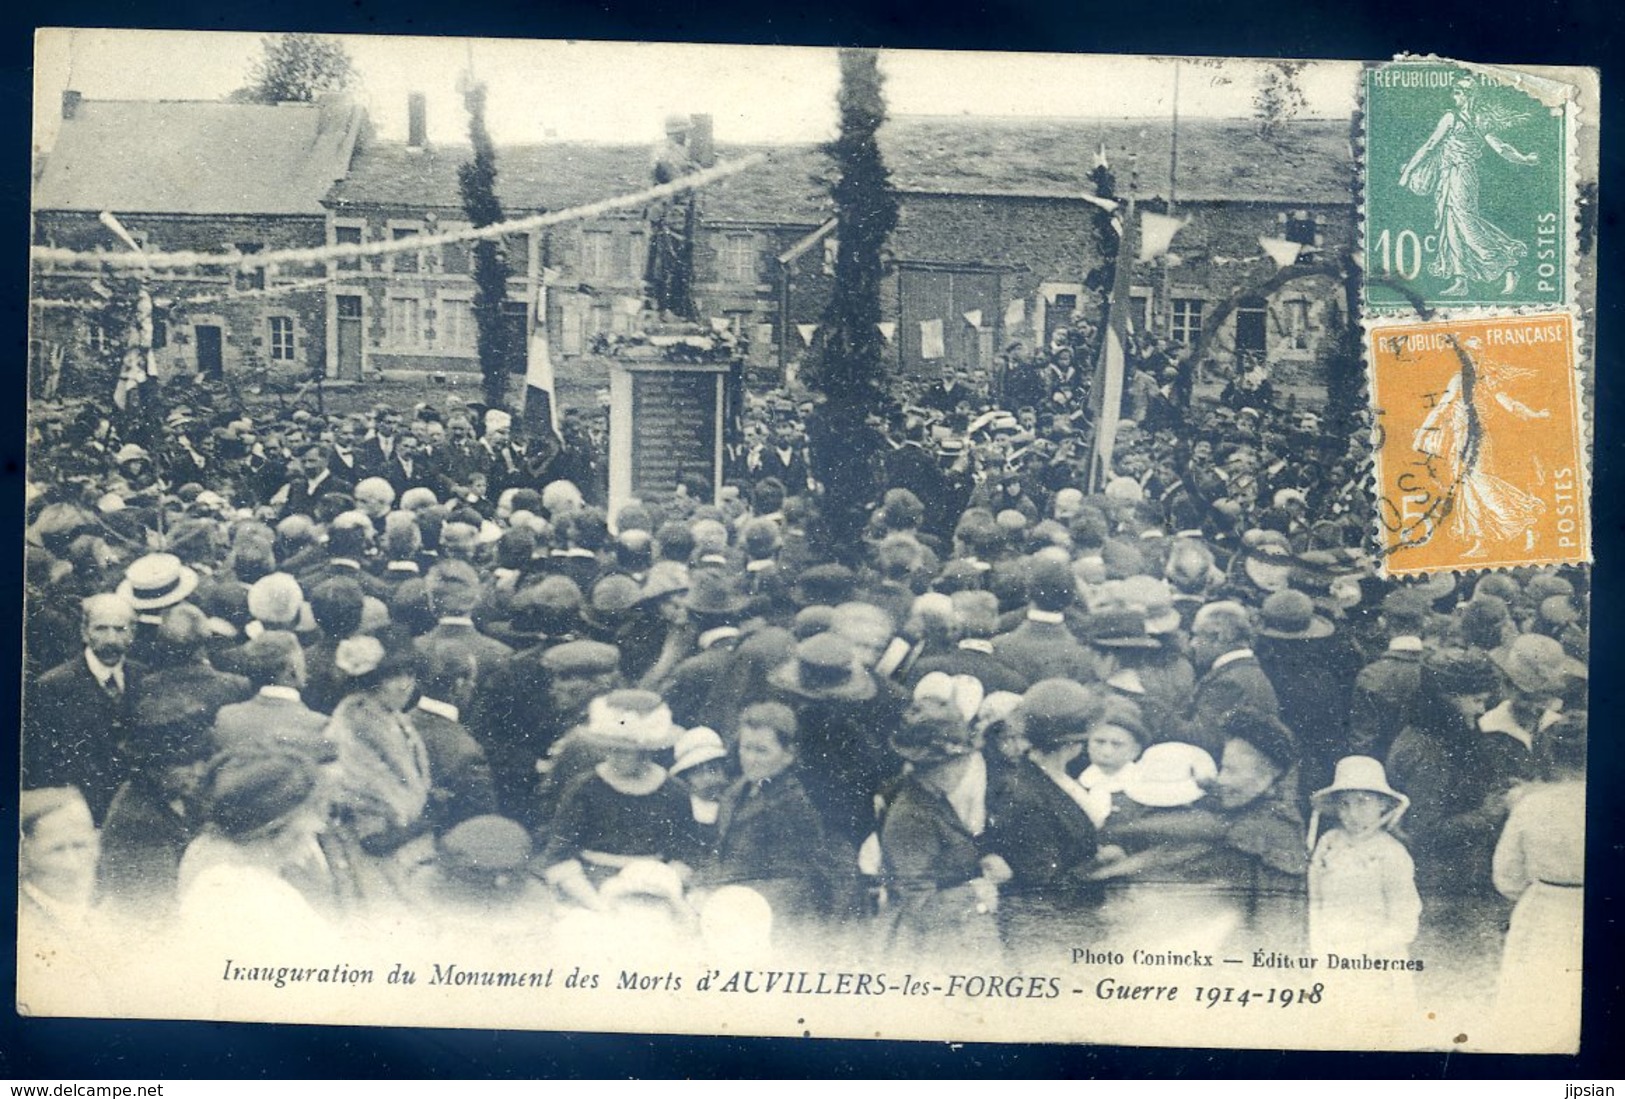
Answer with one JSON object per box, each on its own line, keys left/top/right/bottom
{"left": 878, "top": 116, "right": 1356, "bottom": 204}
{"left": 33, "top": 98, "right": 366, "bottom": 216}
{"left": 326, "top": 115, "right": 1353, "bottom": 224}
{"left": 325, "top": 137, "right": 835, "bottom": 226}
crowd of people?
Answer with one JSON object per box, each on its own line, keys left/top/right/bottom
{"left": 20, "top": 344, "right": 1588, "bottom": 1035}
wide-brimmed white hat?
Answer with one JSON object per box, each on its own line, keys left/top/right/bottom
{"left": 1308, "top": 755, "right": 1409, "bottom": 848}
{"left": 583, "top": 690, "right": 679, "bottom": 752}
{"left": 1122, "top": 742, "right": 1217, "bottom": 808}
{"left": 1310, "top": 755, "right": 1408, "bottom": 814}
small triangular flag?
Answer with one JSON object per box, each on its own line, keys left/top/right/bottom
{"left": 1138, "top": 212, "right": 1188, "bottom": 262}
{"left": 1004, "top": 299, "right": 1025, "bottom": 329}
{"left": 797, "top": 323, "right": 819, "bottom": 346}
{"left": 877, "top": 322, "right": 897, "bottom": 342}
{"left": 1258, "top": 236, "right": 1304, "bottom": 268}
{"left": 710, "top": 317, "right": 731, "bottom": 334}
{"left": 962, "top": 309, "right": 983, "bottom": 328}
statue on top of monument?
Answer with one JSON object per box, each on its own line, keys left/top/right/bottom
{"left": 647, "top": 113, "right": 703, "bottom": 322}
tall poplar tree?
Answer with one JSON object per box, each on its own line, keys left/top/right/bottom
{"left": 806, "top": 48, "right": 899, "bottom": 553}
{"left": 458, "top": 80, "right": 514, "bottom": 412}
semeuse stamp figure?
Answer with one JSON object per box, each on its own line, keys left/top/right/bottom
{"left": 1368, "top": 313, "right": 1587, "bottom": 575}
{"left": 1365, "top": 62, "right": 1569, "bottom": 309}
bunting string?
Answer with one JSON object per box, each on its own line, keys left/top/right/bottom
{"left": 29, "top": 153, "right": 770, "bottom": 273}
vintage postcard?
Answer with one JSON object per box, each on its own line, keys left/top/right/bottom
{"left": 21, "top": 30, "right": 1597, "bottom": 1055}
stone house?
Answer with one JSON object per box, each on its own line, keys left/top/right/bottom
{"left": 30, "top": 92, "right": 366, "bottom": 391}
{"left": 323, "top": 103, "right": 833, "bottom": 384}
{"left": 876, "top": 116, "right": 1357, "bottom": 383}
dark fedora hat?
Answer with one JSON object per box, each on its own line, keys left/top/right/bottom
{"left": 1257, "top": 590, "right": 1334, "bottom": 640}
{"left": 790, "top": 564, "right": 858, "bottom": 609}
{"left": 1085, "top": 608, "right": 1162, "bottom": 649}
{"left": 683, "top": 567, "right": 749, "bottom": 616}
{"left": 768, "top": 632, "right": 876, "bottom": 702}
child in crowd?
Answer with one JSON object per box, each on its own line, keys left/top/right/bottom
{"left": 1073, "top": 697, "right": 1148, "bottom": 828}
{"left": 1306, "top": 755, "right": 1421, "bottom": 958}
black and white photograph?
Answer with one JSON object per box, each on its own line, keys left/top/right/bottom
{"left": 19, "top": 29, "right": 1599, "bottom": 1055}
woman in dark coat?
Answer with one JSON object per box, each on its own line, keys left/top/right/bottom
{"left": 878, "top": 698, "right": 1009, "bottom": 960}
{"left": 706, "top": 703, "right": 857, "bottom": 933}
{"left": 985, "top": 679, "right": 1104, "bottom": 955}
{"left": 538, "top": 689, "right": 704, "bottom": 911}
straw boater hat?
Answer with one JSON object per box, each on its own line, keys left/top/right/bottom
{"left": 1307, "top": 755, "right": 1409, "bottom": 848}
{"left": 582, "top": 690, "right": 679, "bottom": 752}
{"left": 768, "top": 633, "right": 877, "bottom": 702}
{"left": 117, "top": 553, "right": 199, "bottom": 613}
{"left": 1121, "top": 742, "right": 1217, "bottom": 808}
{"left": 1256, "top": 590, "right": 1334, "bottom": 641}
{"left": 1239, "top": 537, "right": 1295, "bottom": 593}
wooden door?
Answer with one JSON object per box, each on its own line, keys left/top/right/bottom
{"left": 336, "top": 295, "right": 363, "bottom": 381}
{"left": 195, "top": 325, "right": 223, "bottom": 379}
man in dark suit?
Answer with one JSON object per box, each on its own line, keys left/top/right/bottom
{"left": 327, "top": 415, "right": 367, "bottom": 484}
{"left": 212, "top": 631, "right": 335, "bottom": 763}
{"left": 755, "top": 425, "right": 812, "bottom": 496}
{"left": 1172, "top": 599, "right": 1282, "bottom": 759}
{"left": 354, "top": 405, "right": 403, "bottom": 481}
{"left": 24, "top": 593, "right": 144, "bottom": 823}
{"left": 384, "top": 430, "right": 451, "bottom": 501}
{"left": 412, "top": 643, "right": 499, "bottom": 835}
{"left": 921, "top": 364, "right": 972, "bottom": 414}
{"left": 992, "top": 556, "right": 1101, "bottom": 686}
{"left": 279, "top": 444, "right": 352, "bottom": 518}
{"left": 909, "top": 590, "right": 1031, "bottom": 695}
{"left": 414, "top": 560, "right": 515, "bottom": 685}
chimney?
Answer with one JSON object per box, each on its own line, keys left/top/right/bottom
{"left": 689, "top": 114, "right": 715, "bottom": 168}
{"left": 407, "top": 92, "right": 427, "bottom": 150}
{"left": 61, "top": 90, "right": 82, "bottom": 121}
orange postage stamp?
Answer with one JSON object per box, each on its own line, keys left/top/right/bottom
{"left": 1368, "top": 312, "right": 1588, "bottom": 576}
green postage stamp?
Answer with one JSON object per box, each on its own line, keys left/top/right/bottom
{"left": 1364, "top": 60, "right": 1571, "bottom": 311}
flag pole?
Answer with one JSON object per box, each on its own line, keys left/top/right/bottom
{"left": 1086, "top": 194, "right": 1136, "bottom": 494}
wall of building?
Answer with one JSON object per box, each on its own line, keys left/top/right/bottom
{"left": 32, "top": 211, "right": 329, "bottom": 389}
{"left": 326, "top": 205, "right": 539, "bottom": 377}
{"left": 1130, "top": 199, "right": 1356, "bottom": 386}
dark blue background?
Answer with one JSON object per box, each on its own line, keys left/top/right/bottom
{"left": 3, "top": 0, "right": 1621, "bottom": 1078}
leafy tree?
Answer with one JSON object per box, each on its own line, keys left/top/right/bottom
{"left": 806, "top": 48, "right": 899, "bottom": 555}
{"left": 457, "top": 80, "right": 515, "bottom": 412}
{"left": 1254, "top": 60, "right": 1307, "bottom": 140}
{"left": 231, "top": 33, "right": 356, "bottom": 104}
